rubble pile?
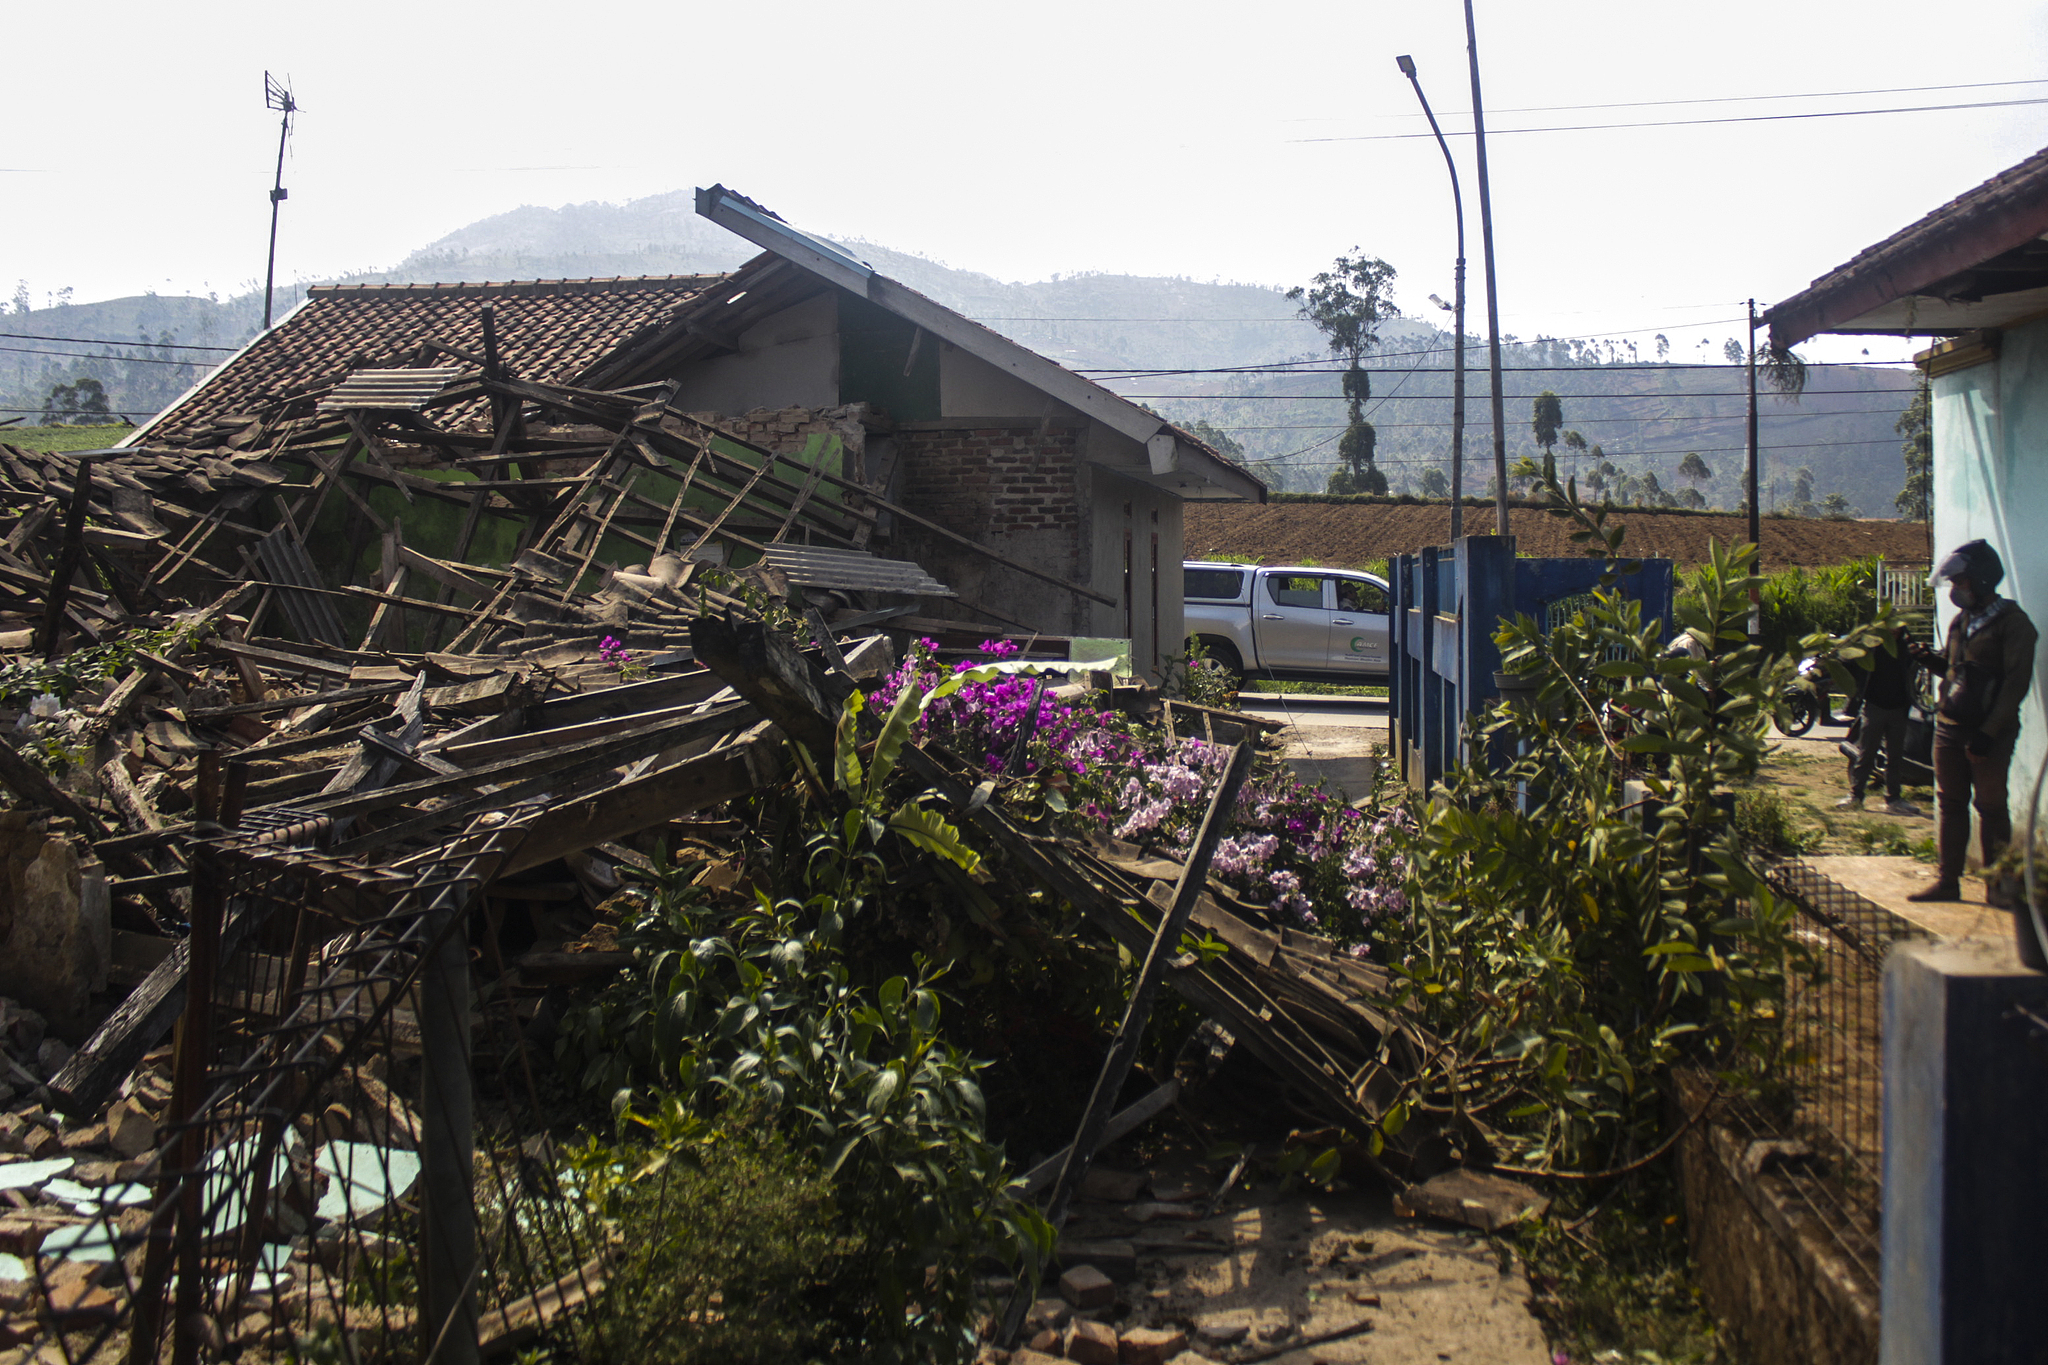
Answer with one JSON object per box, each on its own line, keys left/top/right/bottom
{"left": 0, "top": 357, "right": 1478, "bottom": 1359}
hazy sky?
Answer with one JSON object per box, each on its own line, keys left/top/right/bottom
{"left": 7, "top": 0, "right": 2047, "bottom": 364}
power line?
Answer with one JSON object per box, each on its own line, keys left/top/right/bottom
{"left": 0, "top": 331, "right": 239, "bottom": 352}
{"left": 1310, "top": 75, "right": 2048, "bottom": 124}
{"left": 1122, "top": 389, "right": 1910, "bottom": 400}
{"left": 1251, "top": 436, "right": 1902, "bottom": 467}
{"left": 0, "top": 345, "right": 219, "bottom": 367}
{"left": 1093, "top": 359, "right": 1915, "bottom": 378}
{"left": 0, "top": 408, "right": 152, "bottom": 417}
{"left": 1292, "top": 95, "right": 2048, "bottom": 143}
{"left": 1203, "top": 407, "right": 1919, "bottom": 429}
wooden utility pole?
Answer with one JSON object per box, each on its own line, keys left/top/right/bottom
{"left": 1464, "top": 0, "right": 1509, "bottom": 536}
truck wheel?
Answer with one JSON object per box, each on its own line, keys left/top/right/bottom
{"left": 1194, "top": 638, "right": 1244, "bottom": 690}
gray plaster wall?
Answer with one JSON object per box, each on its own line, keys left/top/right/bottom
{"left": 665, "top": 291, "right": 839, "bottom": 414}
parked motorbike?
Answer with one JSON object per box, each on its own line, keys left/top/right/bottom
{"left": 1779, "top": 653, "right": 1839, "bottom": 737}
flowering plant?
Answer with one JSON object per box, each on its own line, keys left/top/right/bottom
{"left": 870, "top": 637, "right": 1409, "bottom": 951}
{"left": 599, "top": 635, "right": 648, "bottom": 683}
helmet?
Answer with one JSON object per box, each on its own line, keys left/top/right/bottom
{"left": 1930, "top": 539, "right": 2004, "bottom": 592}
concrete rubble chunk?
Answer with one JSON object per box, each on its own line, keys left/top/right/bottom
{"left": 1026, "top": 1327, "right": 1059, "bottom": 1352}
{"left": 1059, "top": 1263, "right": 1118, "bottom": 1309}
{"left": 1195, "top": 1318, "right": 1249, "bottom": 1345}
{"left": 1065, "top": 1317, "right": 1120, "bottom": 1365}
{"left": 1010, "top": 1350, "right": 1066, "bottom": 1365}
{"left": 1391, "top": 1168, "right": 1549, "bottom": 1233}
{"left": 1057, "top": 1239, "right": 1137, "bottom": 1283}
{"left": 1025, "top": 1295, "right": 1073, "bottom": 1331}
{"left": 1119, "top": 1326, "right": 1188, "bottom": 1365}
{"left": 42, "top": 1260, "right": 117, "bottom": 1321}
{"left": 106, "top": 1100, "right": 155, "bottom": 1160}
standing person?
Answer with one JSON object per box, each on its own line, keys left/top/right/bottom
{"left": 1906, "top": 540, "right": 2038, "bottom": 902}
{"left": 1837, "top": 620, "right": 1922, "bottom": 815}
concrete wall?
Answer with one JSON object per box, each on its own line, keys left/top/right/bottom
{"left": 1931, "top": 316, "right": 2048, "bottom": 823}
{"left": 666, "top": 291, "right": 839, "bottom": 414}
{"left": 1084, "top": 463, "right": 1184, "bottom": 678}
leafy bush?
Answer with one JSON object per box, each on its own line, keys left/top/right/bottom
{"left": 1732, "top": 789, "right": 1820, "bottom": 854}
{"left": 568, "top": 1119, "right": 856, "bottom": 1364}
{"left": 1368, "top": 464, "right": 1891, "bottom": 1172}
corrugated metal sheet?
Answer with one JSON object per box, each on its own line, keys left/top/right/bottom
{"left": 760, "top": 545, "right": 954, "bottom": 597}
{"left": 316, "top": 367, "right": 466, "bottom": 413}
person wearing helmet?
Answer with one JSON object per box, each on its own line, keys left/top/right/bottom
{"left": 1905, "top": 540, "right": 2038, "bottom": 902}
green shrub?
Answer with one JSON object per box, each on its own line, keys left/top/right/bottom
{"left": 1732, "top": 789, "right": 1820, "bottom": 854}
{"left": 570, "top": 1120, "right": 855, "bottom": 1364}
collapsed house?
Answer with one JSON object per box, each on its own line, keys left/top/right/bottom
{"left": 122, "top": 185, "right": 1264, "bottom": 678}
{"left": 0, "top": 201, "right": 1493, "bottom": 1360}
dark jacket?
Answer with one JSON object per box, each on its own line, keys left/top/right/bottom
{"left": 1862, "top": 624, "right": 1919, "bottom": 710}
{"left": 1935, "top": 597, "right": 2038, "bottom": 740}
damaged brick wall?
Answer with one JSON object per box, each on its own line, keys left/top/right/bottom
{"left": 889, "top": 422, "right": 1088, "bottom": 632}
{"left": 708, "top": 405, "right": 871, "bottom": 471}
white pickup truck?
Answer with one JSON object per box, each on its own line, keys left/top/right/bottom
{"left": 1183, "top": 561, "right": 1392, "bottom": 683}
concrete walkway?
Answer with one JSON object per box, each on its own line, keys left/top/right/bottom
{"left": 1237, "top": 697, "right": 1388, "bottom": 803}
{"left": 1804, "top": 854, "right": 2016, "bottom": 947}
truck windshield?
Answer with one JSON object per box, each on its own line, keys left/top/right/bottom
{"left": 1184, "top": 567, "right": 1246, "bottom": 600}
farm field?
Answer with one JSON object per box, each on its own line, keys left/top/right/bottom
{"left": 1185, "top": 499, "right": 1931, "bottom": 569}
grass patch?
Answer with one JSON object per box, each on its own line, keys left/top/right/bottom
{"left": 1244, "top": 679, "right": 1388, "bottom": 697}
{"left": 0, "top": 423, "right": 137, "bottom": 452}
{"left": 1731, "top": 788, "right": 1823, "bottom": 854}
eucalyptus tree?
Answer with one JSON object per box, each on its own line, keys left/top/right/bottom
{"left": 1289, "top": 251, "right": 1397, "bottom": 495}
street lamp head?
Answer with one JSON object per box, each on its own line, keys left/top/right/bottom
{"left": 1429, "top": 294, "right": 1452, "bottom": 313}
{"left": 1395, "top": 54, "right": 1417, "bottom": 78}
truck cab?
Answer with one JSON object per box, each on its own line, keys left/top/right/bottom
{"left": 1184, "top": 561, "right": 1391, "bottom": 683}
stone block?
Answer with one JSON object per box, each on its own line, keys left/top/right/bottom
{"left": 1119, "top": 1326, "right": 1187, "bottom": 1365}
{"left": 1058, "top": 1263, "right": 1117, "bottom": 1310}
{"left": 1056, "top": 1240, "right": 1137, "bottom": 1283}
{"left": 1009, "top": 1351, "right": 1065, "bottom": 1365}
{"left": 0, "top": 816, "right": 110, "bottom": 1037}
{"left": 43, "top": 1261, "right": 116, "bottom": 1321}
{"left": 57, "top": 1123, "right": 107, "bottom": 1153}
{"left": 1391, "top": 1168, "right": 1549, "bottom": 1233}
{"left": 106, "top": 1100, "right": 155, "bottom": 1160}
{"left": 1024, "top": 1296, "right": 1072, "bottom": 1332}
{"left": 1065, "top": 1318, "right": 1119, "bottom": 1365}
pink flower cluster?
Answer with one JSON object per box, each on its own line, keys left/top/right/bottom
{"left": 869, "top": 638, "right": 1411, "bottom": 950}
{"left": 598, "top": 635, "right": 633, "bottom": 666}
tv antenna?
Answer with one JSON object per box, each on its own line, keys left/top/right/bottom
{"left": 261, "top": 72, "right": 299, "bottom": 331}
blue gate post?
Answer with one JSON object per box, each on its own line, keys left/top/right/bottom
{"left": 1455, "top": 535, "right": 1516, "bottom": 774}
{"left": 1418, "top": 545, "right": 1443, "bottom": 789}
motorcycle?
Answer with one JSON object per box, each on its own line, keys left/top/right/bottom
{"left": 1779, "top": 654, "right": 1839, "bottom": 737}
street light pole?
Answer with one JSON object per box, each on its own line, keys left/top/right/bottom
{"left": 1463, "top": 0, "right": 1510, "bottom": 537}
{"left": 1397, "top": 55, "right": 1467, "bottom": 542}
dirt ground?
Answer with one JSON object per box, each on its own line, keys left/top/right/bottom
{"left": 1185, "top": 502, "right": 1930, "bottom": 571}
{"left": 1034, "top": 1168, "right": 1553, "bottom": 1365}
{"left": 1746, "top": 716, "right": 1941, "bottom": 861}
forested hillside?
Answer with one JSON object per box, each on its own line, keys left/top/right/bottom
{"left": 5, "top": 189, "right": 1919, "bottom": 515}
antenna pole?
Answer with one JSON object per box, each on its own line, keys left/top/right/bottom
{"left": 262, "top": 74, "right": 297, "bottom": 332}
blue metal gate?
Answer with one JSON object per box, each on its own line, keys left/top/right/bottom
{"left": 1390, "top": 535, "right": 1675, "bottom": 791}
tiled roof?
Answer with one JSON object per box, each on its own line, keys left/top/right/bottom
{"left": 134, "top": 274, "right": 727, "bottom": 445}
{"left": 1766, "top": 144, "right": 2048, "bottom": 347}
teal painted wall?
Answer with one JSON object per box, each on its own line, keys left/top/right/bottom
{"left": 1931, "top": 315, "right": 2048, "bottom": 828}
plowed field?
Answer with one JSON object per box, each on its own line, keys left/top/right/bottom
{"left": 1184, "top": 502, "right": 1931, "bottom": 569}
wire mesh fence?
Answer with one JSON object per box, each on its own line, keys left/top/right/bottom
{"left": 18, "top": 816, "right": 608, "bottom": 1364}
{"left": 1718, "top": 856, "right": 1930, "bottom": 1296}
